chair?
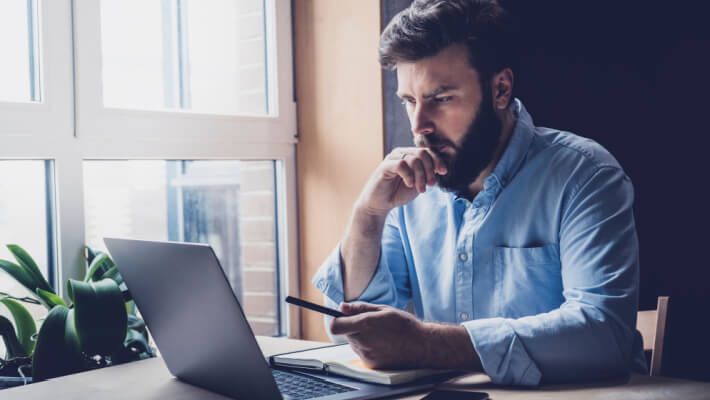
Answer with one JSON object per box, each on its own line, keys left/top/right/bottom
{"left": 636, "top": 296, "right": 669, "bottom": 376}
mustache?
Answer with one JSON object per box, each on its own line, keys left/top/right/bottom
{"left": 413, "top": 133, "right": 456, "bottom": 151}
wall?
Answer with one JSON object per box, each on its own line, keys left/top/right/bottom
{"left": 294, "top": 0, "right": 384, "bottom": 341}
{"left": 503, "top": 0, "right": 710, "bottom": 381}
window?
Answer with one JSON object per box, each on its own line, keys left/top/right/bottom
{"left": 0, "top": 0, "right": 40, "bottom": 103}
{"left": 0, "top": 161, "right": 53, "bottom": 287}
{"left": 0, "top": 161, "right": 55, "bottom": 323}
{"left": 0, "top": 0, "right": 298, "bottom": 337}
{"left": 101, "top": 0, "right": 269, "bottom": 115}
{"left": 84, "top": 160, "right": 280, "bottom": 335}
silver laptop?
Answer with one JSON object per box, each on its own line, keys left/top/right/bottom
{"left": 104, "top": 238, "right": 438, "bottom": 400}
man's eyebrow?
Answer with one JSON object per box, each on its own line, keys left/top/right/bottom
{"left": 396, "top": 85, "right": 458, "bottom": 100}
{"left": 423, "top": 85, "right": 458, "bottom": 99}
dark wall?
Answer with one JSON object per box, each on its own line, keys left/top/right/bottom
{"left": 382, "top": 0, "right": 710, "bottom": 381}
{"left": 382, "top": 0, "right": 417, "bottom": 152}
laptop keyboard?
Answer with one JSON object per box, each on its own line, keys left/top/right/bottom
{"left": 272, "top": 369, "right": 357, "bottom": 399}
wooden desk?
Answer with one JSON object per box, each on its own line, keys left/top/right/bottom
{"left": 3, "top": 336, "right": 709, "bottom": 399}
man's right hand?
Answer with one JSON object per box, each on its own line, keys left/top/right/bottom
{"left": 355, "top": 147, "right": 448, "bottom": 217}
{"left": 340, "top": 147, "right": 447, "bottom": 300}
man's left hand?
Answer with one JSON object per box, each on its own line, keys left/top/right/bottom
{"left": 330, "top": 302, "right": 430, "bottom": 369}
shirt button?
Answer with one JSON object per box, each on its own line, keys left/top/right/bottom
{"left": 458, "top": 252, "right": 468, "bottom": 262}
{"left": 460, "top": 312, "right": 469, "bottom": 321}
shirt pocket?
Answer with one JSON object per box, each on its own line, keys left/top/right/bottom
{"left": 493, "top": 244, "right": 564, "bottom": 318}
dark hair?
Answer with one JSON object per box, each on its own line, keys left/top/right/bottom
{"left": 379, "top": 0, "right": 516, "bottom": 83}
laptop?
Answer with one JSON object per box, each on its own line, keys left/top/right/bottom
{"left": 104, "top": 238, "right": 438, "bottom": 400}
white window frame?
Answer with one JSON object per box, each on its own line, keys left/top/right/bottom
{"left": 0, "top": 0, "right": 300, "bottom": 337}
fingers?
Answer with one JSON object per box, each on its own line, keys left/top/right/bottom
{"left": 387, "top": 148, "right": 448, "bottom": 191}
{"left": 423, "top": 148, "right": 448, "bottom": 176}
{"left": 330, "top": 312, "right": 370, "bottom": 335}
{"left": 340, "top": 301, "right": 383, "bottom": 315}
{"left": 411, "top": 158, "right": 427, "bottom": 193}
{"left": 417, "top": 151, "right": 436, "bottom": 186}
{"left": 330, "top": 302, "right": 384, "bottom": 335}
{"left": 392, "top": 159, "right": 415, "bottom": 189}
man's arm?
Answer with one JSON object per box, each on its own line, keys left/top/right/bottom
{"left": 462, "top": 166, "right": 641, "bottom": 384}
{"left": 323, "top": 148, "right": 447, "bottom": 301}
{"left": 340, "top": 208, "right": 387, "bottom": 301}
{"left": 331, "top": 302, "right": 483, "bottom": 371}
{"left": 330, "top": 165, "right": 642, "bottom": 386}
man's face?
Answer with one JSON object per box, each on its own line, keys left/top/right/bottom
{"left": 396, "top": 44, "right": 502, "bottom": 196}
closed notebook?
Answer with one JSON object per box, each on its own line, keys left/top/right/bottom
{"left": 269, "top": 344, "right": 449, "bottom": 386}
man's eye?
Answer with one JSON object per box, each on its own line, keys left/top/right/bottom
{"left": 400, "top": 98, "right": 414, "bottom": 107}
{"left": 434, "top": 96, "right": 453, "bottom": 103}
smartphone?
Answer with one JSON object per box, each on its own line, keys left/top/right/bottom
{"left": 421, "top": 390, "right": 489, "bottom": 400}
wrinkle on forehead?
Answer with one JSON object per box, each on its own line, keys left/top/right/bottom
{"left": 395, "top": 44, "right": 481, "bottom": 99}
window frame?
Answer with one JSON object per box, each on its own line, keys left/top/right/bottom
{"left": 0, "top": 0, "right": 300, "bottom": 337}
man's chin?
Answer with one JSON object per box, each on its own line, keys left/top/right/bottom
{"left": 435, "top": 175, "right": 468, "bottom": 195}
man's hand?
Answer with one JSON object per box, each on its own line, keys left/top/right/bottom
{"left": 355, "top": 147, "right": 448, "bottom": 218}
{"left": 330, "top": 302, "right": 482, "bottom": 371}
{"left": 330, "top": 302, "right": 425, "bottom": 369}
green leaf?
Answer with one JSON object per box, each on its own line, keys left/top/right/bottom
{"left": 84, "top": 252, "right": 115, "bottom": 282}
{"left": 99, "top": 265, "right": 124, "bottom": 287}
{"left": 36, "top": 288, "right": 67, "bottom": 309}
{"left": 126, "top": 313, "right": 145, "bottom": 331}
{"left": 0, "top": 259, "right": 37, "bottom": 294}
{"left": 0, "top": 297, "right": 37, "bottom": 356}
{"left": 31, "top": 306, "right": 84, "bottom": 381}
{"left": 125, "top": 299, "right": 136, "bottom": 316}
{"left": 7, "top": 244, "right": 53, "bottom": 293}
{"left": 0, "top": 315, "right": 27, "bottom": 358}
{"left": 85, "top": 245, "right": 100, "bottom": 266}
{"left": 67, "top": 279, "right": 127, "bottom": 355}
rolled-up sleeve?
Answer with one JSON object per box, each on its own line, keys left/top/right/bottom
{"left": 312, "top": 207, "right": 412, "bottom": 311}
{"left": 464, "top": 166, "right": 643, "bottom": 385}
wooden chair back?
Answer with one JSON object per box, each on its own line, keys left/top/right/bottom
{"left": 636, "top": 296, "right": 669, "bottom": 376}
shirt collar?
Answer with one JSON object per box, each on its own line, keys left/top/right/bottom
{"left": 488, "top": 98, "right": 535, "bottom": 190}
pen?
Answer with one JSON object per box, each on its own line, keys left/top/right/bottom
{"left": 285, "top": 296, "right": 344, "bottom": 318}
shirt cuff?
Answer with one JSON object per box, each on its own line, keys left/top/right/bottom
{"left": 311, "top": 244, "right": 396, "bottom": 305}
{"left": 463, "top": 317, "right": 542, "bottom": 387}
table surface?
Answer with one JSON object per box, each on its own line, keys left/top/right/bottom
{"left": 3, "top": 336, "right": 710, "bottom": 399}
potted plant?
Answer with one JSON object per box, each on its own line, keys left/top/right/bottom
{"left": 0, "top": 244, "right": 154, "bottom": 389}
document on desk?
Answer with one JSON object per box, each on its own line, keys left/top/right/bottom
{"left": 269, "top": 344, "right": 450, "bottom": 385}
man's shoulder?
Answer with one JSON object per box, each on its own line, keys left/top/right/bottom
{"left": 532, "top": 127, "right": 624, "bottom": 173}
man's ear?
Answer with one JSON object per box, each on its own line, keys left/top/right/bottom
{"left": 491, "top": 68, "right": 514, "bottom": 110}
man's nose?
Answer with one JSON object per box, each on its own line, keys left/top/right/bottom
{"left": 410, "top": 103, "right": 435, "bottom": 136}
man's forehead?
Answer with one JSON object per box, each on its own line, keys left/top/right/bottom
{"left": 395, "top": 45, "right": 479, "bottom": 97}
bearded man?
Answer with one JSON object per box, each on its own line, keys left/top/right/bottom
{"left": 312, "top": 0, "right": 647, "bottom": 386}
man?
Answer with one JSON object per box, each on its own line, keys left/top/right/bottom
{"left": 312, "top": 0, "right": 647, "bottom": 386}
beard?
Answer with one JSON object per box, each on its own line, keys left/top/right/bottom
{"left": 415, "top": 90, "right": 502, "bottom": 198}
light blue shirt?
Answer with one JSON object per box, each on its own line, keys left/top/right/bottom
{"left": 312, "top": 99, "right": 647, "bottom": 386}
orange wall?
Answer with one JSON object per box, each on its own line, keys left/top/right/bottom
{"left": 294, "top": 0, "right": 383, "bottom": 341}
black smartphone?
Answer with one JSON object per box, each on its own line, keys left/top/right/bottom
{"left": 421, "top": 390, "right": 489, "bottom": 400}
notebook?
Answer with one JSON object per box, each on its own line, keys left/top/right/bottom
{"left": 269, "top": 344, "right": 450, "bottom": 386}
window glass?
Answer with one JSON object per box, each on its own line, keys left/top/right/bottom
{"left": 0, "top": 0, "right": 41, "bottom": 103}
{"left": 83, "top": 160, "right": 280, "bottom": 335}
{"left": 0, "top": 161, "right": 52, "bottom": 345}
{"left": 100, "top": 0, "right": 269, "bottom": 115}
